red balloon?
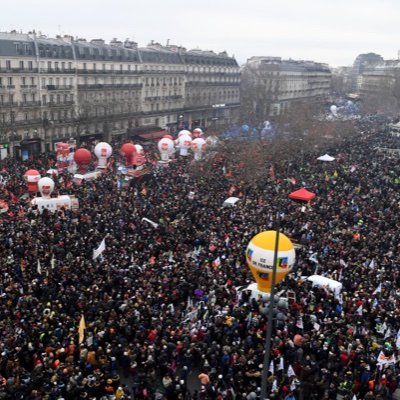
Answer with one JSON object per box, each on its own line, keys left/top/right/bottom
{"left": 120, "top": 143, "right": 136, "bottom": 157}
{"left": 120, "top": 143, "right": 136, "bottom": 166}
{"left": 74, "top": 148, "right": 92, "bottom": 166}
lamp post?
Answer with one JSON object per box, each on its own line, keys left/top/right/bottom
{"left": 260, "top": 214, "right": 281, "bottom": 400}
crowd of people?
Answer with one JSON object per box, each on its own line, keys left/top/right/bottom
{"left": 0, "top": 116, "right": 398, "bottom": 400}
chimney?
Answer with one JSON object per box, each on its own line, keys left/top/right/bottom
{"left": 91, "top": 39, "right": 105, "bottom": 45}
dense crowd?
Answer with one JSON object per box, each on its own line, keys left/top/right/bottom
{"left": 0, "top": 117, "right": 398, "bottom": 400}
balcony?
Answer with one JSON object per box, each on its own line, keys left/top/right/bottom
{"left": 19, "top": 101, "right": 41, "bottom": 108}
{"left": 77, "top": 83, "right": 143, "bottom": 90}
{"left": 46, "top": 85, "right": 73, "bottom": 91}
{"left": 44, "top": 68, "right": 76, "bottom": 74}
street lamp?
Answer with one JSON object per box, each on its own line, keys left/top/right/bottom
{"left": 246, "top": 217, "right": 296, "bottom": 400}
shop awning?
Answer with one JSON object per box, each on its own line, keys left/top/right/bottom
{"left": 138, "top": 130, "right": 169, "bottom": 140}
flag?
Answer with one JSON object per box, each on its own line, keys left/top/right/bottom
{"left": 78, "top": 314, "right": 86, "bottom": 344}
{"left": 396, "top": 329, "right": 400, "bottom": 349}
{"left": 93, "top": 237, "right": 106, "bottom": 260}
{"left": 271, "top": 378, "right": 277, "bottom": 392}
{"left": 356, "top": 305, "right": 363, "bottom": 315}
{"left": 141, "top": 217, "right": 159, "bottom": 229}
{"left": 296, "top": 316, "right": 304, "bottom": 329}
{"left": 212, "top": 256, "right": 221, "bottom": 269}
{"left": 369, "top": 259, "right": 376, "bottom": 269}
{"left": 278, "top": 357, "right": 284, "bottom": 370}
{"left": 339, "top": 259, "right": 348, "bottom": 267}
{"left": 309, "top": 252, "right": 318, "bottom": 264}
{"left": 290, "top": 177, "right": 297, "bottom": 184}
{"left": 377, "top": 350, "right": 396, "bottom": 366}
{"left": 37, "top": 259, "right": 42, "bottom": 275}
{"left": 373, "top": 283, "right": 382, "bottom": 294}
{"left": 287, "top": 365, "right": 296, "bottom": 377}
{"left": 384, "top": 327, "right": 392, "bottom": 339}
{"left": 269, "top": 165, "right": 275, "bottom": 180}
{"left": 228, "top": 185, "right": 236, "bottom": 195}
{"left": 50, "top": 254, "right": 56, "bottom": 269}
{"left": 269, "top": 360, "right": 274, "bottom": 374}
{"left": 352, "top": 395, "right": 357, "bottom": 400}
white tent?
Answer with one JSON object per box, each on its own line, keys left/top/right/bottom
{"left": 317, "top": 154, "right": 335, "bottom": 162}
{"left": 306, "top": 275, "right": 342, "bottom": 298}
{"left": 223, "top": 197, "right": 240, "bottom": 207}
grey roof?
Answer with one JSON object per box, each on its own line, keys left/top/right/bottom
{"left": 0, "top": 31, "right": 238, "bottom": 66}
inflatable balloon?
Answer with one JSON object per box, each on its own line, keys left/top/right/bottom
{"left": 94, "top": 142, "right": 112, "bottom": 168}
{"left": 134, "top": 144, "right": 144, "bottom": 155}
{"left": 120, "top": 143, "right": 136, "bottom": 167}
{"left": 192, "top": 128, "right": 203, "bottom": 138}
{"left": 178, "top": 130, "right": 191, "bottom": 138}
{"left": 246, "top": 231, "right": 296, "bottom": 293}
{"left": 74, "top": 148, "right": 92, "bottom": 174}
{"left": 158, "top": 138, "right": 174, "bottom": 161}
{"left": 191, "top": 137, "right": 206, "bottom": 160}
{"left": 241, "top": 124, "right": 250, "bottom": 133}
{"left": 178, "top": 134, "right": 192, "bottom": 156}
{"left": 38, "top": 177, "right": 55, "bottom": 199}
{"left": 24, "top": 169, "right": 41, "bottom": 193}
{"left": 330, "top": 105, "right": 338, "bottom": 117}
{"left": 205, "top": 135, "right": 218, "bottom": 148}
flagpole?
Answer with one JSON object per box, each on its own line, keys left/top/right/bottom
{"left": 261, "top": 212, "right": 280, "bottom": 399}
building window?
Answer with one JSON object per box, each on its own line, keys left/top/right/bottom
{"left": 21, "top": 77, "right": 26, "bottom": 85}
{"left": 28, "top": 61, "right": 33, "bottom": 71}
{"left": 47, "top": 61, "right": 52, "bottom": 70}
{"left": 7, "top": 77, "right": 12, "bottom": 86}
{"left": 19, "top": 61, "right": 24, "bottom": 70}
{"left": 6, "top": 60, "right": 11, "bottom": 70}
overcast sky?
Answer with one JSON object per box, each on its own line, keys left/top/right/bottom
{"left": 2, "top": 0, "right": 399, "bottom": 67}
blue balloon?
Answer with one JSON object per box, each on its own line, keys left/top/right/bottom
{"left": 241, "top": 124, "right": 250, "bottom": 133}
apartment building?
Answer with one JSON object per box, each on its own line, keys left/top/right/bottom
{"left": 241, "top": 56, "right": 331, "bottom": 119}
{"left": 0, "top": 31, "right": 240, "bottom": 158}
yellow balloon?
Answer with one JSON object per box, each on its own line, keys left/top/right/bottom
{"left": 246, "top": 231, "right": 296, "bottom": 292}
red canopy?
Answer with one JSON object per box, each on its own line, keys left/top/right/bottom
{"left": 288, "top": 187, "right": 316, "bottom": 202}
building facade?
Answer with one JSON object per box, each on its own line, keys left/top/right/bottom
{"left": 0, "top": 31, "right": 240, "bottom": 158}
{"left": 350, "top": 52, "right": 383, "bottom": 93}
{"left": 241, "top": 56, "right": 331, "bottom": 119}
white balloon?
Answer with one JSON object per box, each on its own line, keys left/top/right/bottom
{"left": 158, "top": 138, "right": 175, "bottom": 161}
{"left": 94, "top": 142, "right": 112, "bottom": 167}
{"left": 38, "top": 177, "right": 55, "bottom": 199}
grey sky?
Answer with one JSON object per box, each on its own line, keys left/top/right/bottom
{"left": 3, "top": 0, "right": 399, "bottom": 66}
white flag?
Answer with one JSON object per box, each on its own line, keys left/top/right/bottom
{"left": 141, "top": 217, "right": 159, "bottom": 229}
{"left": 396, "top": 329, "right": 400, "bottom": 349}
{"left": 384, "top": 327, "right": 392, "bottom": 339}
{"left": 352, "top": 395, "right": 357, "bottom": 400}
{"left": 287, "top": 364, "right": 296, "bottom": 377}
{"left": 271, "top": 378, "right": 277, "bottom": 392}
{"left": 356, "top": 305, "right": 363, "bottom": 315}
{"left": 296, "top": 316, "right": 304, "bottom": 329}
{"left": 37, "top": 259, "right": 42, "bottom": 275}
{"left": 339, "top": 259, "right": 348, "bottom": 267}
{"left": 269, "top": 360, "right": 274, "bottom": 374}
{"left": 93, "top": 238, "right": 106, "bottom": 260}
{"left": 369, "top": 259, "right": 376, "bottom": 269}
{"left": 278, "top": 357, "right": 284, "bottom": 370}
{"left": 373, "top": 283, "right": 382, "bottom": 294}
{"left": 50, "top": 254, "right": 55, "bottom": 269}
{"left": 309, "top": 252, "right": 318, "bottom": 264}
